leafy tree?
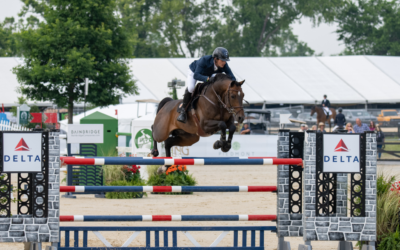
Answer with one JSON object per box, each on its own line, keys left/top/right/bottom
{"left": 116, "top": 0, "right": 220, "bottom": 58}
{"left": 116, "top": 0, "right": 171, "bottom": 58}
{"left": 214, "top": 0, "right": 343, "bottom": 57}
{"left": 13, "top": 0, "right": 138, "bottom": 124}
{"left": 0, "top": 17, "right": 19, "bottom": 57}
{"left": 10, "top": 96, "right": 28, "bottom": 117}
{"left": 335, "top": 0, "right": 400, "bottom": 56}
{"left": 263, "top": 28, "right": 317, "bottom": 57}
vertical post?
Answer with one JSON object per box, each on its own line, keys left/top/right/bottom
{"left": 84, "top": 78, "right": 89, "bottom": 117}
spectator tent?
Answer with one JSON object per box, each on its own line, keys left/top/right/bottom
{"left": 2, "top": 56, "right": 400, "bottom": 105}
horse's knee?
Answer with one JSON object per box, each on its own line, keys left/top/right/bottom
{"left": 218, "top": 121, "right": 227, "bottom": 130}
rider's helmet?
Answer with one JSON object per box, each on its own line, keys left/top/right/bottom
{"left": 212, "top": 47, "right": 230, "bottom": 61}
{"left": 338, "top": 108, "right": 343, "bottom": 113}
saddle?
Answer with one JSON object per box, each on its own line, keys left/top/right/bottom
{"left": 176, "top": 82, "right": 209, "bottom": 113}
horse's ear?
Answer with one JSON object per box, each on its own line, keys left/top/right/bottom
{"left": 230, "top": 80, "right": 245, "bottom": 87}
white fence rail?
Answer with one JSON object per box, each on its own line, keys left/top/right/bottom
{"left": 0, "top": 120, "right": 32, "bottom": 131}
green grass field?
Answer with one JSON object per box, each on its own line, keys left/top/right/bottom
{"left": 379, "top": 136, "right": 400, "bottom": 160}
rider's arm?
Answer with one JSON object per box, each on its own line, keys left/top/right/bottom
{"left": 193, "top": 57, "right": 210, "bottom": 82}
{"left": 223, "top": 63, "right": 236, "bottom": 81}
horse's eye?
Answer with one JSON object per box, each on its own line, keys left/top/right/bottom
{"left": 231, "top": 95, "right": 235, "bottom": 99}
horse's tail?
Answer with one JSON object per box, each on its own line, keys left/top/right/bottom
{"left": 157, "top": 97, "right": 173, "bottom": 114}
{"left": 150, "top": 97, "right": 173, "bottom": 157}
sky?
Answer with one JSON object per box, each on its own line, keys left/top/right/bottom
{"left": 0, "top": 0, "right": 345, "bottom": 56}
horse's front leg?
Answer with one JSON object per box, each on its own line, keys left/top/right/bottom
{"left": 203, "top": 120, "right": 227, "bottom": 150}
{"left": 222, "top": 122, "right": 236, "bottom": 152}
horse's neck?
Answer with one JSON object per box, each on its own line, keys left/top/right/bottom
{"left": 209, "top": 80, "right": 228, "bottom": 97}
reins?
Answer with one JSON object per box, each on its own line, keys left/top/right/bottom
{"left": 210, "top": 83, "right": 247, "bottom": 118}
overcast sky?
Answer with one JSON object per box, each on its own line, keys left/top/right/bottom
{"left": 0, "top": 0, "right": 345, "bottom": 56}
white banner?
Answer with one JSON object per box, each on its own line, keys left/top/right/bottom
{"left": 162, "top": 135, "right": 278, "bottom": 158}
{"left": 323, "top": 134, "right": 360, "bottom": 173}
{"left": 67, "top": 124, "right": 104, "bottom": 143}
{"left": 3, "top": 133, "right": 42, "bottom": 172}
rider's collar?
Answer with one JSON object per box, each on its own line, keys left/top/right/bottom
{"left": 214, "top": 62, "right": 218, "bottom": 71}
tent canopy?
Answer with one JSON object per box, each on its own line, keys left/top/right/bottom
{"left": 2, "top": 56, "right": 400, "bottom": 105}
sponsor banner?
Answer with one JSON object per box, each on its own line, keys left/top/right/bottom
{"left": 323, "top": 134, "right": 360, "bottom": 173}
{"left": 163, "top": 135, "right": 278, "bottom": 158}
{"left": 131, "top": 121, "right": 277, "bottom": 158}
{"left": 3, "top": 133, "right": 42, "bottom": 172}
{"left": 132, "top": 120, "right": 154, "bottom": 157}
{"left": 67, "top": 124, "right": 104, "bottom": 143}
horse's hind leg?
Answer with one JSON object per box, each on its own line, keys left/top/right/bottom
{"left": 150, "top": 125, "right": 159, "bottom": 157}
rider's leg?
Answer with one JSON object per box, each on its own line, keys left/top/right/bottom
{"left": 177, "top": 69, "right": 196, "bottom": 123}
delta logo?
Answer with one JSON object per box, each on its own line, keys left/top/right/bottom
{"left": 3, "top": 138, "right": 41, "bottom": 163}
{"left": 324, "top": 139, "right": 359, "bottom": 163}
{"left": 15, "top": 138, "right": 29, "bottom": 151}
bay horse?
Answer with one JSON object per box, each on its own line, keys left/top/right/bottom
{"left": 151, "top": 74, "right": 245, "bottom": 163}
{"left": 310, "top": 105, "right": 337, "bottom": 132}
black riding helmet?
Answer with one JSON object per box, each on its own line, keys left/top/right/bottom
{"left": 212, "top": 47, "right": 230, "bottom": 61}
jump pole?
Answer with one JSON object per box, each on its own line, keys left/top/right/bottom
{"left": 60, "top": 157, "right": 303, "bottom": 166}
{"left": 60, "top": 215, "right": 277, "bottom": 222}
{"left": 60, "top": 185, "right": 278, "bottom": 193}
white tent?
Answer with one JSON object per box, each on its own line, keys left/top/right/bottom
{"left": 59, "top": 103, "right": 157, "bottom": 133}
{"left": 3, "top": 56, "right": 400, "bottom": 105}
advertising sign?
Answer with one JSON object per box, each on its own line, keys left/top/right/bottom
{"left": 323, "top": 134, "right": 360, "bottom": 173}
{"left": 3, "top": 132, "right": 43, "bottom": 172}
{"left": 18, "top": 104, "right": 30, "bottom": 125}
{"left": 132, "top": 120, "right": 154, "bottom": 157}
{"left": 131, "top": 120, "right": 277, "bottom": 158}
{"left": 67, "top": 124, "right": 104, "bottom": 143}
{"left": 163, "top": 135, "right": 278, "bottom": 158}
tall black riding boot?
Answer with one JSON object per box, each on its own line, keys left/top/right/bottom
{"left": 177, "top": 88, "right": 192, "bottom": 123}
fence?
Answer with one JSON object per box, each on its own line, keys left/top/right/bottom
{"left": 0, "top": 120, "right": 31, "bottom": 131}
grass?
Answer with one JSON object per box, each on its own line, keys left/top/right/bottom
{"left": 379, "top": 136, "right": 400, "bottom": 160}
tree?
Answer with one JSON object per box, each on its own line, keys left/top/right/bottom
{"left": 335, "top": 0, "right": 400, "bottom": 55}
{"left": 214, "top": 0, "right": 343, "bottom": 57}
{"left": 269, "top": 28, "right": 317, "bottom": 57}
{"left": 116, "top": 0, "right": 220, "bottom": 58}
{"left": 13, "top": 0, "right": 138, "bottom": 124}
{"left": 0, "top": 17, "right": 19, "bottom": 57}
{"left": 10, "top": 96, "right": 28, "bottom": 117}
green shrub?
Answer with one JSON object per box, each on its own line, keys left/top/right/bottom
{"left": 377, "top": 173, "right": 396, "bottom": 197}
{"left": 105, "top": 179, "right": 147, "bottom": 199}
{"left": 378, "top": 227, "right": 400, "bottom": 250}
{"left": 147, "top": 165, "right": 197, "bottom": 194}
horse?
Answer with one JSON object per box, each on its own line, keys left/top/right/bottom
{"left": 310, "top": 105, "right": 337, "bottom": 132}
{"left": 150, "top": 74, "right": 245, "bottom": 167}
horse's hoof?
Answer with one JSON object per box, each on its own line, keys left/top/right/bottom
{"left": 221, "top": 145, "right": 231, "bottom": 152}
{"left": 157, "top": 165, "right": 167, "bottom": 174}
{"left": 151, "top": 149, "right": 159, "bottom": 157}
{"left": 213, "top": 140, "right": 222, "bottom": 149}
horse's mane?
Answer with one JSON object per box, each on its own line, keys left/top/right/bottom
{"left": 208, "top": 73, "right": 240, "bottom": 87}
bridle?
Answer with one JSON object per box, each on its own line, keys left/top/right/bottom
{"left": 211, "top": 83, "right": 248, "bottom": 117}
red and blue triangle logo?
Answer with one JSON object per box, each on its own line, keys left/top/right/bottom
{"left": 334, "top": 139, "right": 348, "bottom": 152}
{"left": 15, "top": 138, "right": 29, "bottom": 151}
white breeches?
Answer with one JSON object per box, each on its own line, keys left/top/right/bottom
{"left": 186, "top": 68, "right": 196, "bottom": 93}
{"left": 323, "top": 107, "right": 332, "bottom": 115}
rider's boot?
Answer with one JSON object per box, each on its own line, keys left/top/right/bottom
{"left": 177, "top": 88, "right": 191, "bottom": 123}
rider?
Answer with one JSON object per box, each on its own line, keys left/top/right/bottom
{"left": 177, "top": 47, "right": 236, "bottom": 123}
{"left": 321, "top": 94, "right": 331, "bottom": 120}
{"left": 333, "top": 108, "right": 346, "bottom": 131}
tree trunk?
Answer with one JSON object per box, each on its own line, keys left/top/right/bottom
{"left": 68, "top": 83, "right": 75, "bottom": 124}
{"left": 68, "top": 97, "right": 74, "bottom": 124}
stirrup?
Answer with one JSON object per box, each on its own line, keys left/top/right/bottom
{"left": 177, "top": 111, "right": 187, "bottom": 123}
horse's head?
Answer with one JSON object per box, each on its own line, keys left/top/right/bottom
{"left": 310, "top": 105, "right": 316, "bottom": 116}
{"left": 225, "top": 80, "right": 246, "bottom": 123}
